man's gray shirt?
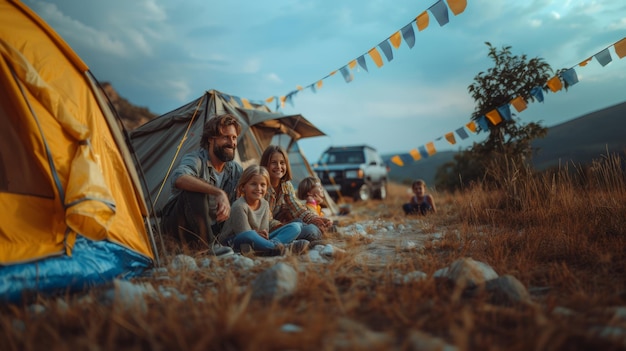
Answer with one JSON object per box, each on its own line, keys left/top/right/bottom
{"left": 166, "top": 148, "right": 242, "bottom": 221}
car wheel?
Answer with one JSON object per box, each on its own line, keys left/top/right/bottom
{"left": 375, "top": 181, "right": 387, "bottom": 200}
{"left": 354, "top": 184, "right": 370, "bottom": 201}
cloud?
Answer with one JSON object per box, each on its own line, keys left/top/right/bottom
{"left": 265, "top": 73, "right": 283, "bottom": 84}
{"left": 608, "top": 17, "right": 626, "bottom": 30}
{"left": 163, "top": 80, "right": 193, "bottom": 103}
{"left": 26, "top": 1, "right": 128, "bottom": 57}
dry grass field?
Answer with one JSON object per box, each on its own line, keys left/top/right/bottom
{"left": 1, "top": 154, "right": 625, "bottom": 351}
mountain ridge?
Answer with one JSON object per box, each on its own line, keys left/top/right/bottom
{"left": 384, "top": 100, "right": 626, "bottom": 186}
{"left": 103, "top": 83, "right": 625, "bottom": 188}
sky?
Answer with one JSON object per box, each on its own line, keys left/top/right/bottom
{"left": 24, "top": 0, "right": 626, "bottom": 162}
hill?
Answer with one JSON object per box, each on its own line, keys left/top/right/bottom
{"left": 384, "top": 100, "right": 626, "bottom": 186}
{"left": 530, "top": 100, "right": 626, "bottom": 170}
{"left": 105, "top": 83, "right": 625, "bottom": 186}
{"left": 101, "top": 82, "right": 157, "bottom": 130}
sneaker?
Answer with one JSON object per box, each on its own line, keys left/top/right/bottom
{"left": 239, "top": 243, "right": 253, "bottom": 256}
{"left": 262, "top": 242, "right": 285, "bottom": 257}
{"left": 287, "top": 239, "right": 310, "bottom": 255}
{"left": 209, "top": 244, "right": 234, "bottom": 257}
{"left": 308, "top": 240, "right": 327, "bottom": 248}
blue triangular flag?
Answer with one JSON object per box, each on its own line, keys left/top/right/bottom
{"left": 400, "top": 153, "right": 413, "bottom": 165}
{"left": 418, "top": 146, "right": 429, "bottom": 159}
{"left": 595, "top": 48, "right": 612, "bottom": 67}
{"left": 378, "top": 40, "right": 394, "bottom": 62}
{"left": 309, "top": 84, "right": 316, "bottom": 94}
{"left": 401, "top": 23, "right": 416, "bottom": 49}
{"left": 285, "top": 92, "right": 296, "bottom": 107}
{"left": 497, "top": 104, "right": 512, "bottom": 121}
{"left": 476, "top": 116, "right": 489, "bottom": 132}
{"left": 357, "top": 55, "right": 368, "bottom": 72}
{"left": 339, "top": 66, "right": 353, "bottom": 83}
{"left": 429, "top": 0, "right": 449, "bottom": 26}
{"left": 530, "top": 86, "right": 544, "bottom": 102}
{"left": 561, "top": 68, "right": 579, "bottom": 86}
{"left": 455, "top": 127, "right": 469, "bottom": 140}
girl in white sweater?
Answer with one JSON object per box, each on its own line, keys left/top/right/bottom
{"left": 219, "top": 165, "right": 308, "bottom": 256}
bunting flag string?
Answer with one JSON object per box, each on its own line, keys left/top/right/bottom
{"left": 389, "top": 36, "right": 626, "bottom": 167}
{"left": 262, "top": 0, "right": 468, "bottom": 110}
{"left": 209, "top": 0, "right": 468, "bottom": 110}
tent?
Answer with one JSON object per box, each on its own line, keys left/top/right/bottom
{"left": 129, "top": 89, "right": 339, "bottom": 218}
{"left": 0, "top": 0, "right": 154, "bottom": 303}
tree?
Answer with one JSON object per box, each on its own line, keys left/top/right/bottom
{"left": 468, "top": 42, "right": 552, "bottom": 159}
{"left": 435, "top": 43, "right": 555, "bottom": 191}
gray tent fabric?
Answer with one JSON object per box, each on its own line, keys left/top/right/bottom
{"left": 129, "top": 89, "right": 338, "bottom": 216}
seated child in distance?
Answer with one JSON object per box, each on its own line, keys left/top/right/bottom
{"left": 402, "top": 179, "right": 436, "bottom": 215}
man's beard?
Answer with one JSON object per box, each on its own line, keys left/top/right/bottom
{"left": 213, "top": 143, "right": 235, "bottom": 162}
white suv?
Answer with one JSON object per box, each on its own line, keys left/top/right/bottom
{"left": 313, "top": 145, "right": 388, "bottom": 201}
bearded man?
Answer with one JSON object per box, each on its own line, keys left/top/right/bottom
{"left": 160, "top": 113, "right": 242, "bottom": 255}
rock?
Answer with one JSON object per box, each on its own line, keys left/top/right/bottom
{"left": 158, "top": 285, "right": 187, "bottom": 300}
{"left": 320, "top": 244, "right": 346, "bottom": 258}
{"left": 251, "top": 262, "right": 298, "bottom": 300}
{"left": 281, "top": 323, "right": 303, "bottom": 333}
{"left": 333, "top": 318, "right": 394, "bottom": 350}
{"left": 198, "top": 258, "right": 212, "bottom": 269}
{"left": 395, "top": 271, "right": 428, "bottom": 284}
{"left": 27, "top": 304, "right": 46, "bottom": 315}
{"left": 407, "top": 330, "right": 458, "bottom": 351}
{"left": 110, "top": 279, "right": 157, "bottom": 313}
{"left": 169, "top": 254, "right": 198, "bottom": 271}
{"left": 400, "top": 240, "right": 419, "bottom": 251}
{"left": 227, "top": 254, "right": 256, "bottom": 269}
{"left": 308, "top": 249, "right": 329, "bottom": 263}
{"left": 485, "top": 275, "right": 532, "bottom": 306}
{"left": 444, "top": 257, "right": 499, "bottom": 288}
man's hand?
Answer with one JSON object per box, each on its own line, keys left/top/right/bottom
{"left": 215, "top": 191, "right": 231, "bottom": 222}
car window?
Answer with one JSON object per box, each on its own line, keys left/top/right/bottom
{"left": 321, "top": 151, "right": 364, "bottom": 164}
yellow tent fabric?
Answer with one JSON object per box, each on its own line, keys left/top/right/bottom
{"left": 0, "top": 0, "right": 153, "bottom": 265}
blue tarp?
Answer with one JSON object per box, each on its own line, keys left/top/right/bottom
{"left": 0, "top": 235, "right": 152, "bottom": 303}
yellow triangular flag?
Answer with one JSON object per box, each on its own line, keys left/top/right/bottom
{"left": 447, "top": 0, "right": 467, "bottom": 15}
{"left": 510, "top": 96, "right": 527, "bottom": 112}
{"left": 547, "top": 76, "right": 562, "bottom": 92}
{"left": 425, "top": 142, "right": 436, "bottom": 156}
{"left": 445, "top": 132, "right": 456, "bottom": 145}
{"left": 348, "top": 60, "right": 358, "bottom": 69}
{"left": 280, "top": 96, "right": 287, "bottom": 108}
{"left": 368, "top": 47, "right": 384, "bottom": 68}
{"left": 579, "top": 57, "right": 592, "bottom": 66}
{"left": 316, "top": 80, "right": 323, "bottom": 89}
{"left": 265, "top": 96, "right": 275, "bottom": 103}
{"left": 242, "top": 98, "right": 253, "bottom": 109}
{"left": 614, "top": 37, "right": 626, "bottom": 58}
{"left": 329, "top": 70, "right": 337, "bottom": 76}
{"left": 391, "top": 155, "right": 404, "bottom": 167}
{"left": 296, "top": 85, "right": 303, "bottom": 91}
{"left": 390, "top": 31, "right": 402, "bottom": 49}
{"left": 409, "top": 148, "right": 421, "bottom": 161}
{"left": 466, "top": 121, "right": 477, "bottom": 133}
{"left": 416, "top": 12, "right": 429, "bottom": 31}
{"left": 485, "top": 109, "right": 502, "bottom": 125}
